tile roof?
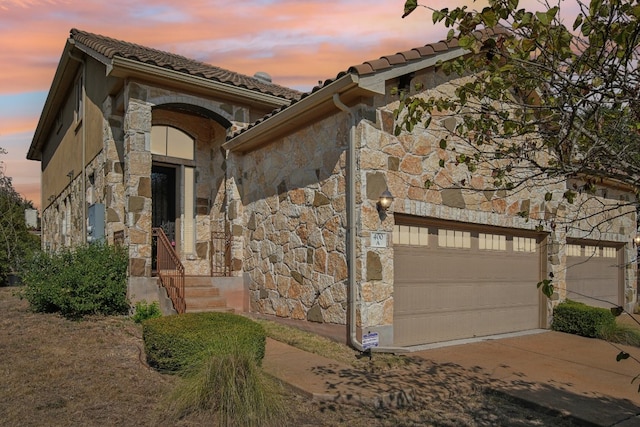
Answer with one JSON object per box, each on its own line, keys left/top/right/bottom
{"left": 227, "top": 27, "right": 506, "bottom": 141}
{"left": 70, "top": 28, "right": 302, "bottom": 101}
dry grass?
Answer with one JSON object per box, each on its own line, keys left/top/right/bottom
{"left": 0, "top": 286, "right": 578, "bottom": 427}
{"left": 0, "top": 287, "right": 174, "bottom": 426}
{"left": 255, "top": 318, "right": 408, "bottom": 372}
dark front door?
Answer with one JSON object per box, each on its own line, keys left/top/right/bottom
{"left": 152, "top": 165, "right": 177, "bottom": 271}
{"left": 152, "top": 165, "right": 177, "bottom": 238}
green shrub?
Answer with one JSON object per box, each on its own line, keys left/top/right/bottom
{"left": 19, "top": 243, "right": 129, "bottom": 319}
{"left": 166, "top": 347, "right": 286, "bottom": 426}
{"left": 142, "top": 312, "right": 266, "bottom": 373}
{"left": 552, "top": 300, "right": 616, "bottom": 338}
{"left": 133, "top": 300, "right": 162, "bottom": 323}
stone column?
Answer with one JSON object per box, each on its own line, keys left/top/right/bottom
{"left": 102, "top": 95, "right": 126, "bottom": 244}
{"left": 123, "top": 85, "right": 153, "bottom": 277}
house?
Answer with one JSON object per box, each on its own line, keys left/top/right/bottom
{"left": 27, "top": 29, "right": 637, "bottom": 349}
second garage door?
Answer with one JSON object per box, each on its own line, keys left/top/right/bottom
{"left": 393, "top": 221, "right": 543, "bottom": 347}
{"left": 566, "top": 241, "right": 621, "bottom": 308}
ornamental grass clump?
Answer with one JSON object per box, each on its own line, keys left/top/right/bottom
{"left": 144, "top": 312, "right": 285, "bottom": 425}
{"left": 166, "top": 345, "right": 286, "bottom": 426}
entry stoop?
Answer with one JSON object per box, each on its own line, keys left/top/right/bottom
{"left": 184, "top": 276, "right": 233, "bottom": 313}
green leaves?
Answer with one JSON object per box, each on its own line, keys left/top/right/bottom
{"left": 610, "top": 306, "right": 624, "bottom": 317}
{"left": 393, "top": 0, "right": 640, "bottom": 202}
{"left": 563, "top": 190, "right": 576, "bottom": 204}
{"left": 403, "top": 0, "right": 418, "bottom": 18}
{"left": 537, "top": 279, "right": 554, "bottom": 298}
{"left": 535, "top": 6, "right": 558, "bottom": 26}
{"left": 617, "top": 351, "right": 630, "bottom": 362}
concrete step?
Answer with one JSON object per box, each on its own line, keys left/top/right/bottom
{"left": 185, "top": 296, "right": 233, "bottom": 313}
{"left": 184, "top": 275, "right": 216, "bottom": 287}
{"left": 183, "top": 275, "right": 229, "bottom": 313}
{"left": 184, "top": 286, "right": 221, "bottom": 297}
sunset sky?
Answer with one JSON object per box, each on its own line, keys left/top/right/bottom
{"left": 0, "top": 0, "right": 578, "bottom": 209}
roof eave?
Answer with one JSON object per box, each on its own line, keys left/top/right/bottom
{"left": 109, "top": 56, "right": 293, "bottom": 110}
{"left": 357, "top": 46, "right": 468, "bottom": 92}
{"left": 223, "top": 74, "right": 372, "bottom": 153}
{"left": 223, "top": 46, "right": 471, "bottom": 154}
{"left": 27, "top": 41, "right": 79, "bottom": 161}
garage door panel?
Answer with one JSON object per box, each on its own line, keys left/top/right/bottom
{"left": 396, "top": 249, "right": 535, "bottom": 280}
{"left": 566, "top": 247, "right": 620, "bottom": 308}
{"left": 393, "top": 225, "right": 541, "bottom": 346}
{"left": 394, "top": 305, "right": 540, "bottom": 345}
{"left": 395, "top": 280, "right": 538, "bottom": 314}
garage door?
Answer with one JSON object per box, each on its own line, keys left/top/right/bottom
{"left": 566, "top": 242, "right": 621, "bottom": 308}
{"left": 393, "top": 221, "right": 542, "bottom": 346}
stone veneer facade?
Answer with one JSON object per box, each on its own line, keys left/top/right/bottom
{"left": 42, "top": 79, "right": 253, "bottom": 279}
{"left": 235, "top": 115, "right": 351, "bottom": 324}
{"left": 40, "top": 61, "right": 637, "bottom": 347}
{"left": 225, "top": 67, "right": 637, "bottom": 344}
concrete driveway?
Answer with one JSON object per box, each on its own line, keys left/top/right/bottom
{"left": 412, "top": 330, "right": 640, "bottom": 426}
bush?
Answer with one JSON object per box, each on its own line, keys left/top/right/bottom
{"left": 166, "top": 347, "right": 286, "bottom": 426}
{"left": 19, "top": 243, "right": 129, "bottom": 319}
{"left": 142, "top": 312, "right": 266, "bottom": 373}
{"left": 132, "top": 300, "right": 162, "bottom": 323}
{"left": 552, "top": 300, "right": 616, "bottom": 338}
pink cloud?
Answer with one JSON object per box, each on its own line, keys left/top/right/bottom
{"left": 1, "top": 0, "right": 578, "bottom": 209}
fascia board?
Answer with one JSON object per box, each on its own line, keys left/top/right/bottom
{"left": 223, "top": 74, "right": 364, "bottom": 153}
{"left": 109, "top": 57, "right": 292, "bottom": 110}
{"left": 27, "top": 42, "right": 79, "bottom": 161}
{"left": 357, "top": 47, "right": 469, "bottom": 94}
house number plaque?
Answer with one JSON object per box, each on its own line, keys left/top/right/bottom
{"left": 370, "top": 232, "right": 387, "bottom": 248}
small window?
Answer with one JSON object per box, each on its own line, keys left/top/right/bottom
{"left": 151, "top": 125, "right": 194, "bottom": 160}
{"left": 514, "top": 236, "right": 536, "bottom": 253}
{"left": 75, "top": 74, "right": 83, "bottom": 123}
{"left": 566, "top": 244, "right": 581, "bottom": 257}
{"left": 393, "top": 225, "right": 428, "bottom": 246}
{"left": 478, "top": 233, "right": 506, "bottom": 251}
{"left": 584, "top": 245, "right": 599, "bottom": 257}
{"left": 55, "top": 109, "right": 63, "bottom": 133}
{"left": 438, "top": 229, "right": 471, "bottom": 249}
{"left": 602, "top": 247, "right": 616, "bottom": 258}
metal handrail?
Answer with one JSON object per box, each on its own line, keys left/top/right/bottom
{"left": 153, "top": 227, "right": 186, "bottom": 314}
{"left": 211, "top": 230, "right": 232, "bottom": 277}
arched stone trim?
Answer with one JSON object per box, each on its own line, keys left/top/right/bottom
{"left": 149, "top": 94, "right": 235, "bottom": 129}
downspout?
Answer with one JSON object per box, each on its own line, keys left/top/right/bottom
{"left": 68, "top": 50, "right": 87, "bottom": 244}
{"left": 332, "top": 93, "right": 407, "bottom": 354}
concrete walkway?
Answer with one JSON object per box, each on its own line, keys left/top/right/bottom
{"left": 263, "top": 331, "right": 640, "bottom": 426}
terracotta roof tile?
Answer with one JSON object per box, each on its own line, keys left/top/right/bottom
{"left": 349, "top": 63, "right": 375, "bottom": 75}
{"left": 414, "top": 45, "right": 437, "bottom": 57}
{"left": 398, "top": 50, "right": 422, "bottom": 61}
{"left": 225, "top": 27, "right": 508, "bottom": 141}
{"left": 70, "top": 28, "right": 302, "bottom": 101}
{"left": 364, "top": 58, "right": 393, "bottom": 72}
{"left": 384, "top": 53, "right": 408, "bottom": 66}
{"left": 430, "top": 41, "right": 449, "bottom": 52}
{"left": 446, "top": 38, "right": 460, "bottom": 48}
{"left": 344, "top": 27, "right": 506, "bottom": 78}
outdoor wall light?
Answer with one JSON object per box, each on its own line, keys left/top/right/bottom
{"left": 377, "top": 189, "right": 394, "bottom": 213}
{"left": 634, "top": 235, "right": 640, "bottom": 246}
